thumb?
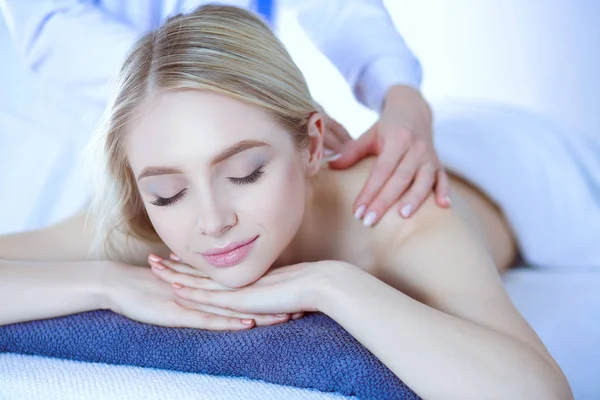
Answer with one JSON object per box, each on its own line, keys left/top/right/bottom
{"left": 328, "top": 126, "right": 377, "bottom": 169}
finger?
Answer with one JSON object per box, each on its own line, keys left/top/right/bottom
{"left": 150, "top": 261, "right": 230, "bottom": 291}
{"left": 174, "top": 285, "right": 292, "bottom": 315}
{"left": 434, "top": 168, "right": 452, "bottom": 207}
{"left": 396, "top": 165, "right": 437, "bottom": 218}
{"left": 148, "top": 253, "right": 208, "bottom": 277}
{"left": 352, "top": 145, "right": 408, "bottom": 220}
{"left": 360, "top": 150, "right": 421, "bottom": 226}
{"left": 171, "top": 307, "right": 255, "bottom": 331}
{"left": 327, "top": 126, "right": 378, "bottom": 169}
{"left": 328, "top": 117, "right": 352, "bottom": 144}
{"left": 291, "top": 312, "right": 305, "bottom": 320}
{"left": 174, "top": 298, "right": 290, "bottom": 326}
{"left": 161, "top": 258, "right": 209, "bottom": 278}
{"left": 323, "top": 126, "right": 345, "bottom": 153}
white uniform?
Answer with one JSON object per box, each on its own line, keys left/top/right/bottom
{"left": 0, "top": 0, "right": 421, "bottom": 233}
{"left": 1, "top": 0, "right": 421, "bottom": 111}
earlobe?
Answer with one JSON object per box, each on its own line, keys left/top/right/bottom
{"left": 304, "top": 112, "right": 325, "bottom": 176}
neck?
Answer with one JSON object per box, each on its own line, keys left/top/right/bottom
{"left": 274, "top": 176, "right": 324, "bottom": 268}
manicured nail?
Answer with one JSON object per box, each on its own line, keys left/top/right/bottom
{"left": 400, "top": 204, "right": 413, "bottom": 218}
{"left": 323, "top": 149, "right": 335, "bottom": 157}
{"left": 172, "top": 282, "right": 184, "bottom": 289}
{"left": 363, "top": 211, "right": 377, "bottom": 227}
{"left": 149, "top": 254, "right": 163, "bottom": 262}
{"left": 354, "top": 205, "right": 366, "bottom": 220}
{"left": 327, "top": 153, "right": 342, "bottom": 162}
{"left": 444, "top": 195, "right": 452, "bottom": 205}
{"left": 152, "top": 262, "right": 166, "bottom": 270}
{"left": 241, "top": 319, "right": 254, "bottom": 325}
{"left": 170, "top": 253, "right": 181, "bottom": 261}
{"left": 275, "top": 314, "right": 287, "bottom": 317}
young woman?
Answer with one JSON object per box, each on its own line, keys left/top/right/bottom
{"left": 0, "top": 5, "right": 573, "bottom": 399}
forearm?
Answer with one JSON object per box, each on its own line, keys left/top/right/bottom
{"left": 317, "top": 266, "right": 570, "bottom": 400}
{"left": 294, "top": 0, "right": 421, "bottom": 111}
{"left": 0, "top": 260, "right": 109, "bottom": 326}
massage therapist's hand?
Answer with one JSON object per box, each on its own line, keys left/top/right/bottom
{"left": 103, "top": 259, "right": 291, "bottom": 331}
{"left": 327, "top": 85, "right": 451, "bottom": 226}
{"left": 318, "top": 104, "right": 353, "bottom": 156}
{"left": 148, "top": 254, "right": 304, "bottom": 326}
{"left": 167, "top": 260, "right": 354, "bottom": 317}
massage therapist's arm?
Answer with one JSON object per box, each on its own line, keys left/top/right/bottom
{"left": 317, "top": 202, "right": 573, "bottom": 399}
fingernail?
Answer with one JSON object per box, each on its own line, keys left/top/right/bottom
{"left": 172, "top": 282, "right": 184, "bottom": 289}
{"left": 149, "top": 254, "right": 163, "bottom": 262}
{"left": 275, "top": 314, "right": 287, "bottom": 317}
{"left": 354, "top": 205, "right": 366, "bottom": 220}
{"left": 363, "top": 211, "right": 377, "bottom": 227}
{"left": 170, "top": 253, "right": 181, "bottom": 261}
{"left": 327, "top": 153, "right": 342, "bottom": 162}
{"left": 444, "top": 195, "right": 452, "bottom": 205}
{"left": 151, "top": 261, "right": 166, "bottom": 270}
{"left": 241, "top": 319, "right": 254, "bottom": 325}
{"left": 400, "top": 204, "right": 413, "bottom": 218}
{"left": 323, "top": 148, "right": 335, "bottom": 157}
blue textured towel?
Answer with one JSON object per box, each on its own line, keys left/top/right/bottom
{"left": 0, "top": 311, "right": 418, "bottom": 399}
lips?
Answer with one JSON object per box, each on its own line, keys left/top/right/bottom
{"left": 200, "top": 235, "right": 259, "bottom": 268}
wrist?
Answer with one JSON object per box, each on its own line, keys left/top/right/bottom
{"left": 312, "top": 261, "right": 364, "bottom": 315}
{"left": 382, "top": 85, "right": 432, "bottom": 133}
{"left": 97, "top": 261, "right": 120, "bottom": 311}
{"left": 383, "top": 85, "right": 425, "bottom": 109}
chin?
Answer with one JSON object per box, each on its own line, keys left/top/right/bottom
{"left": 210, "top": 262, "right": 271, "bottom": 289}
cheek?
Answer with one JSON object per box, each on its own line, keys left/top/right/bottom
{"left": 253, "top": 161, "right": 306, "bottom": 232}
{"left": 144, "top": 206, "right": 192, "bottom": 253}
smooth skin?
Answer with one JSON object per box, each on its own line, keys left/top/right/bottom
{"left": 0, "top": 91, "right": 571, "bottom": 399}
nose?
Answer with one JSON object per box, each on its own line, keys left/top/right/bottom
{"left": 195, "top": 195, "right": 238, "bottom": 237}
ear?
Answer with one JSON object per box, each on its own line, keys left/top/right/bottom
{"left": 303, "top": 111, "right": 325, "bottom": 177}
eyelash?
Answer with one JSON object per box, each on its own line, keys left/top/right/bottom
{"left": 229, "top": 167, "right": 265, "bottom": 186}
{"left": 149, "top": 167, "right": 265, "bottom": 207}
{"left": 150, "top": 189, "right": 187, "bottom": 207}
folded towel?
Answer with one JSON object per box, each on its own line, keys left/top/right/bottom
{"left": 0, "top": 311, "right": 418, "bottom": 399}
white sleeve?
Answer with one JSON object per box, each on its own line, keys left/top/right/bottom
{"left": 0, "top": 0, "right": 142, "bottom": 104}
{"left": 293, "top": 0, "right": 422, "bottom": 112}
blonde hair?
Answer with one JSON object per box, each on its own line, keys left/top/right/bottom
{"left": 87, "top": 5, "right": 318, "bottom": 255}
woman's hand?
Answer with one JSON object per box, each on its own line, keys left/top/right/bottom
{"left": 165, "top": 260, "right": 348, "bottom": 317}
{"left": 327, "top": 85, "right": 451, "bottom": 226}
{"left": 103, "top": 260, "right": 291, "bottom": 331}
{"left": 148, "top": 254, "right": 305, "bottom": 324}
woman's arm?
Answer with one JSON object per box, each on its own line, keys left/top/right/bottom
{"left": 0, "top": 209, "right": 162, "bottom": 264}
{"left": 0, "top": 210, "right": 117, "bottom": 326}
{"left": 0, "top": 259, "right": 109, "bottom": 325}
{"left": 0, "top": 210, "right": 156, "bottom": 326}
{"left": 317, "top": 203, "right": 573, "bottom": 400}
{"left": 0, "top": 211, "right": 284, "bottom": 328}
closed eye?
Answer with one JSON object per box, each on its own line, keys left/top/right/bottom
{"left": 150, "top": 189, "right": 187, "bottom": 207}
{"left": 229, "top": 167, "right": 264, "bottom": 185}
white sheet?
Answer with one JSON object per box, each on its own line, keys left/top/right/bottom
{"left": 503, "top": 267, "right": 600, "bottom": 400}
{"left": 0, "top": 353, "right": 352, "bottom": 400}
{"left": 434, "top": 101, "right": 600, "bottom": 268}
{"left": 1, "top": 266, "right": 598, "bottom": 400}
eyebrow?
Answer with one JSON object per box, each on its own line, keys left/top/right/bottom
{"left": 137, "top": 140, "right": 269, "bottom": 181}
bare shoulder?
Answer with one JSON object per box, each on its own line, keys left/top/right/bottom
{"left": 0, "top": 209, "right": 169, "bottom": 265}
